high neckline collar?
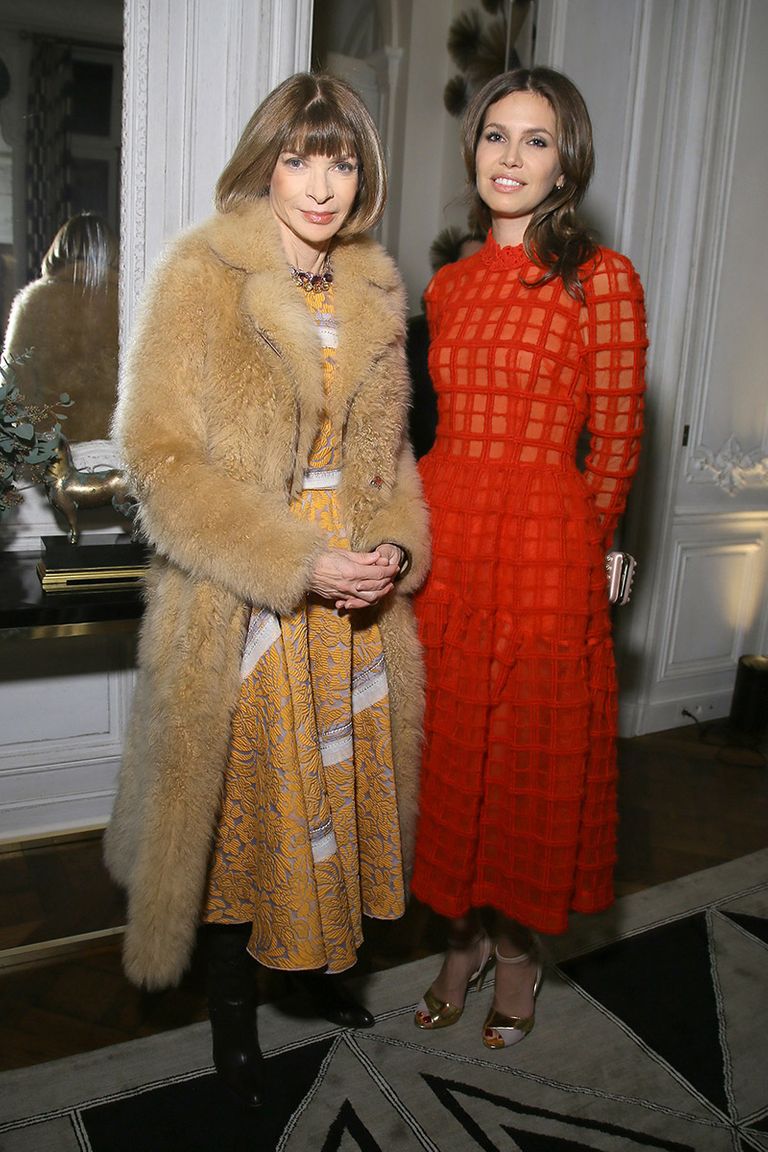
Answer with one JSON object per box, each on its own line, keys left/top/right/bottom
{"left": 481, "top": 230, "right": 528, "bottom": 270}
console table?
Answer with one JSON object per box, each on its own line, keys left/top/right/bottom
{"left": 0, "top": 551, "right": 144, "bottom": 640}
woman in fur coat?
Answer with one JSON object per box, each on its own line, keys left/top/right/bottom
{"left": 2, "top": 212, "right": 118, "bottom": 441}
{"left": 104, "top": 73, "right": 429, "bottom": 1108}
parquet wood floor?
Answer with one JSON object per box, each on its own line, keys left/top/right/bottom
{"left": 1, "top": 721, "right": 765, "bottom": 1072}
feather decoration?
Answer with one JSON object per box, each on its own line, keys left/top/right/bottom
{"left": 429, "top": 227, "right": 468, "bottom": 272}
{"left": 443, "top": 74, "right": 471, "bottom": 117}
{"left": 447, "top": 10, "right": 483, "bottom": 69}
{"left": 465, "top": 16, "right": 508, "bottom": 82}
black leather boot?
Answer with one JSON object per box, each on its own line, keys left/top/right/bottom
{"left": 292, "top": 970, "right": 375, "bottom": 1029}
{"left": 205, "top": 923, "right": 265, "bottom": 1108}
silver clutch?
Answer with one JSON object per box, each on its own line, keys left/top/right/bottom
{"left": 606, "top": 550, "right": 637, "bottom": 606}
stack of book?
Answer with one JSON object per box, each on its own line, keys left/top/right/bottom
{"left": 36, "top": 534, "right": 150, "bottom": 593}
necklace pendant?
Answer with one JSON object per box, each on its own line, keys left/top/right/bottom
{"left": 290, "top": 265, "right": 333, "bottom": 292}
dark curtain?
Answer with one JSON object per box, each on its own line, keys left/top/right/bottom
{"left": 25, "top": 40, "right": 73, "bottom": 282}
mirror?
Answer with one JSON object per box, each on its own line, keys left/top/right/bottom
{"left": 0, "top": 0, "right": 122, "bottom": 444}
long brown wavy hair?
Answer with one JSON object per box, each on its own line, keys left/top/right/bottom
{"left": 462, "top": 67, "right": 598, "bottom": 299}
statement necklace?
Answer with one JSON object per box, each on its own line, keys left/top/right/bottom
{"left": 289, "top": 262, "right": 333, "bottom": 292}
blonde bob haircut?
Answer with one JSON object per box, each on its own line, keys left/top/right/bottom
{"left": 215, "top": 72, "right": 387, "bottom": 237}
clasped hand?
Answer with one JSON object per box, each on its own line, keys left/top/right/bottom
{"left": 309, "top": 546, "right": 401, "bottom": 611}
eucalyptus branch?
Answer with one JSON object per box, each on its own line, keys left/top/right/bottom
{"left": 0, "top": 355, "right": 73, "bottom": 512}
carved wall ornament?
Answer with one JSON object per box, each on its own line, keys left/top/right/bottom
{"left": 691, "top": 435, "right": 768, "bottom": 494}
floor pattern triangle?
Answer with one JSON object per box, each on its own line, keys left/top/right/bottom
{"left": 320, "top": 1098, "right": 385, "bottom": 1152}
{"left": 559, "top": 912, "right": 727, "bottom": 1112}
{"left": 722, "top": 910, "right": 768, "bottom": 947}
{"left": 81, "top": 1036, "right": 336, "bottom": 1152}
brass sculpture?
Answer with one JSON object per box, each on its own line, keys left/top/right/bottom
{"left": 43, "top": 436, "right": 133, "bottom": 544}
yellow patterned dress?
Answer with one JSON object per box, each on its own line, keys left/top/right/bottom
{"left": 202, "top": 282, "right": 405, "bottom": 973}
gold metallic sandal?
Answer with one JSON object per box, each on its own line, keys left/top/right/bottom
{"left": 482, "top": 947, "right": 543, "bottom": 1049}
{"left": 414, "top": 935, "right": 494, "bottom": 1030}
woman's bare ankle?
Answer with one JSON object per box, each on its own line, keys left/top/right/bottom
{"left": 431, "top": 917, "right": 486, "bottom": 1005}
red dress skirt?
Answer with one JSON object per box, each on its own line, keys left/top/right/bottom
{"left": 410, "top": 235, "right": 647, "bottom": 934}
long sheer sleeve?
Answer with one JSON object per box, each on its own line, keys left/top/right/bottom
{"left": 579, "top": 251, "right": 648, "bottom": 547}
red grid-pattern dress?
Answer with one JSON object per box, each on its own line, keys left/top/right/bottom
{"left": 410, "top": 233, "right": 647, "bottom": 934}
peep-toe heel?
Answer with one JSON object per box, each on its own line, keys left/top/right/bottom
{"left": 414, "top": 934, "right": 494, "bottom": 1030}
{"left": 482, "top": 946, "right": 543, "bottom": 1050}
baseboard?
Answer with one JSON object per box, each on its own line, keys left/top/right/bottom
{"left": 620, "top": 690, "right": 732, "bottom": 736}
{"left": 0, "top": 927, "right": 124, "bottom": 972}
{"left": 0, "top": 824, "right": 106, "bottom": 853}
{"left": 0, "top": 793, "right": 116, "bottom": 843}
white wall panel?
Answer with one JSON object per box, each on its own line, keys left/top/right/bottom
{"left": 675, "top": 0, "right": 768, "bottom": 503}
{"left": 0, "top": 760, "right": 121, "bottom": 838}
{"left": 661, "top": 539, "right": 765, "bottom": 675}
{"left": 1, "top": 759, "right": 121, "bottom": 808}
{"left": 626, "top": 512, "right": 768, "bottom": 734}
{"left": 1, "top": 675, "right": 112, "bottom": 744}
{"left": 0, "top": 638, "right": 135, "bottom": 838}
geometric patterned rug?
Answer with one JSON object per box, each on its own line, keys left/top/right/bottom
{"left": 1, "top": 849, "right": 766, "bottom": 1151}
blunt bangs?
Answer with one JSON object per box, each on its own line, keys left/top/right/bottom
{"left": 283, "top": 110, "right": 358, "bottom": 162}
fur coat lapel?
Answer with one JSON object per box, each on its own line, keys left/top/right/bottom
{"left": 330, "top": 238, "right": 404, "bottom": 430}
{"left": 203, "top": 202, "right": 407, "bottom": 490}
{"left": 204, "top": 200, "right": 405, "bottom": 493}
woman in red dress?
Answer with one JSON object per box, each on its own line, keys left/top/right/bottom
{"left": 411, "top": 67, "right": 647, "bottom": 1049}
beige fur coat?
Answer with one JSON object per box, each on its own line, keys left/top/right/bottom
{"left": 104, "top": 199, "right": 429, "bottom": 990}
{"left": 2, "top": 268, "right": 118, "bottom": 441}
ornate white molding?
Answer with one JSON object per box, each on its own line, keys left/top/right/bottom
{"left": 120, "top": 0, "right": 149, "bottom": 350}
{"left": 692, "top": 435, "right": 768, "bottom": 494}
